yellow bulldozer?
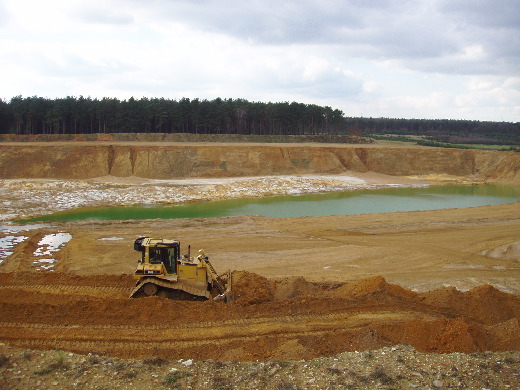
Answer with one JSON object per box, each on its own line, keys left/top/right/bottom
{"left": 129, "top": 237, "right": 232, "bottom": 302}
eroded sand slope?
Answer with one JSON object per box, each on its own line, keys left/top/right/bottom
{"left": 0, "top": 142, "right": 518, "bottom": 182}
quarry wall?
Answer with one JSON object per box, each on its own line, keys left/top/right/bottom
{"left": 0, "top": 143, "right": 518, "bottom": 183}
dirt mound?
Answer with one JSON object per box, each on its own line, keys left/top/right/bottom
{"left": 0, "top": 272, "right": 519, "bottom": 361}
{"left": 232, "top": 273, "right": 332, "bottom": 303}
{"left": 269, "top": 276, "right": 323, "bottom": 300}
{"left": 402, "top": 318, "right": 486, "bottom": 353}
{"left": 231, "top": 270, "right": 274, "bottom": 305}
{"left": 330, "top": 275, "right": 418, "bottom": 303}
{"left": 401, "top": 315, "right": 519, "bottom": 354}
{"left": 419, "top": 284, "right": 520, "bottom": 325}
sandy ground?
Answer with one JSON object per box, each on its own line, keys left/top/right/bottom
{"left": 0, "top": 171, "right": 516, "bottom": 293}
{"left": 0, "top": 172, "right": 435, "bottom": 222}
{"left": 0, "top": 167, "right": 519, "bottom": 389}
{"left": 4, "top": 200, "right": 518, "bottom": 293}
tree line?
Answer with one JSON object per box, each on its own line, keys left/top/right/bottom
{"left": 0, "top": 96, "right": 518, "bottom": 143}
{"left": 0, "top": 96, "right": 344, "bottom": 136}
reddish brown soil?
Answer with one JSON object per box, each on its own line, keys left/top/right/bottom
{"left": 0, "top": 271, "right": 518, "bottom": 362}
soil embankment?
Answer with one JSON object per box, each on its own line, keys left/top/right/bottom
{"left": 0, "top": 142, "right": 518, "bottom": 182}
{"left": 0, "top": 271, "right": 518, "bottom": 361}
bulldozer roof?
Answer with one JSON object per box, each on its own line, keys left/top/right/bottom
{"left": 134, "top": 237, "right": 180, "bottom": 252}
{"left": 143, "top": 238, "right": 178, "bottom": 246}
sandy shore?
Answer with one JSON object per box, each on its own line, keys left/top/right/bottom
{"left": 0, "top": 172, "right": 437, "bottom": 222}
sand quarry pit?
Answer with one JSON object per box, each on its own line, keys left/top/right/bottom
{"left": 0, "top": 140, "right": 519, "bottom": 388}
{"left": 0, "top": 270, "right": 518, "bottom": 362}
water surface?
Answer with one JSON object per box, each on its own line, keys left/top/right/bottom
{"left": 18, "top": 184, "right": 520, "bottom": 222}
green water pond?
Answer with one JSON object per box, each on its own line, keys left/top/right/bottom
{"left": 18, "top": 184, "right": 520, "bottom": 222}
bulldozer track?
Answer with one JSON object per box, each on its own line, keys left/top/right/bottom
{"left": 0, "top": 284, "right": 128, "bottom": 293}
{"left": 0, "top": 308, "right": 433, "bottom": 359}
{"left": 5, "top": 326, "right": 342, "bottom": 352}
{"left": 129, "top": 276, "right": 211, "bottom": 299}
{"left": 0, "top": 308, "right": 429, "bottom": 332}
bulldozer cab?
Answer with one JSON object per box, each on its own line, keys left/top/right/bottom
{"left": 135, "top": 237, "right": 181, "bottom": 275}
{"left": 148, "top": 245, "right": 178, "bottom": 274}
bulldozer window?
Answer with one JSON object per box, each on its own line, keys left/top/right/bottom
{"left": 165, "top": 248, "right": 177, "bottom": 274}
{"left": 148, "top": 246, "right": 177, "bottom": 274}
{"left": 149, "top": 248, "right": 162, "bottom": 264}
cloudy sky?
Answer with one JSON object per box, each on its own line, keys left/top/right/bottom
{"left": 1, "top": 0, "right": 519, "bottom": 121}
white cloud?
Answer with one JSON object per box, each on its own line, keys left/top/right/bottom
{"left": 74, "top": 5, "right": 135, "bottom": 25}
{"left": 0, "top": 0, "right": 518, "bottom": 121}
{"left": 457, "top": 76, "right": 520, "bottom": 109}
{"left": 460, "top": 45, "right": 486, "bottom": 62}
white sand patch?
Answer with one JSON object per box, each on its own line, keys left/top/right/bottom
{"left": 33, "top": 258, "right": 58, "bottom": 271}
{"left": 33, "top": 232, "right": 72, "bottom": 257}
{"left": 0, "top": 174, "right": 428, "bottom": 222}
{"left": 0, "top": 235, "right": 27, "bottom": 263}
{"left": 30, "top": 232, "right": 72, "bottom": 271}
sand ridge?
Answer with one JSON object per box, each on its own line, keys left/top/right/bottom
{"left": 0, "top": 271, "right": 518, "bottom": 361}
